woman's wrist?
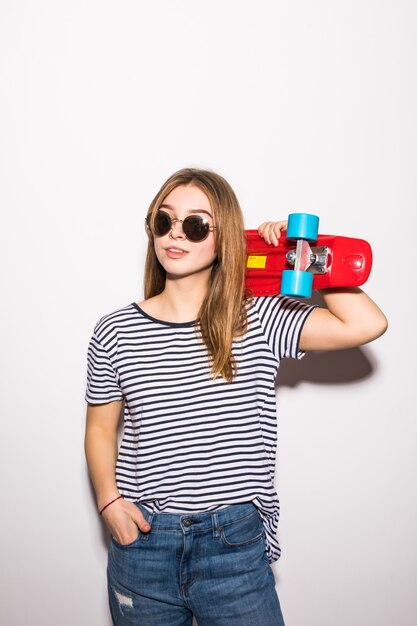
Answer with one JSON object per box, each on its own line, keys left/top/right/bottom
{"left": 99, "top": 495, "right": 124, "bottom": 516}
{"left": 97, "top": 490, "right": 122, "bottom": 514}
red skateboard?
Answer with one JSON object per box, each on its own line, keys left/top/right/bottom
{"left": 245, "top": 213, "right": 372, "bottom": 298}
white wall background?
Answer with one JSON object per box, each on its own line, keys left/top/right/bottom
{"left": 1, "top": 1, "right": 415, "bottom": 625}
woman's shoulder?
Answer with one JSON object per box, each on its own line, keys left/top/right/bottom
{"left": 92, "top": 301, "right": 138, "bottom": 336}
{"left": 248, "top": 294, "right": 313, "bottom": 318}
{"left": 247, "top": 294, "right": 281, "bottom": 310}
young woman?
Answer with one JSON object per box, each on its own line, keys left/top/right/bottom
{"left": 84, "top": 167, "right": 387, "bottom": 626}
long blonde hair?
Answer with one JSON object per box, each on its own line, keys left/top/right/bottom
{"left": 144, "top": 167, "right": 253, "bottom": 383}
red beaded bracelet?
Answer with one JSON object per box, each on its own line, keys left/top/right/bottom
{"left": 99, "top": 495, "right": 123, "bottom": 515}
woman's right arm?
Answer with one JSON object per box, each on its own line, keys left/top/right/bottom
{"left": 84, "top": 401, "right": 151, "bottom": 544}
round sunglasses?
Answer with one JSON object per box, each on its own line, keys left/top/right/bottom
{"left": 146, "top": 210, "right": 217, "bottom": 243}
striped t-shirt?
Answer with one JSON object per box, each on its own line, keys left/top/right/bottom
{"left": 85, "top": 295, "right": 316, "bottom": 563}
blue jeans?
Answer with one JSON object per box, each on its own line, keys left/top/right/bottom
{"left": 107, "top": 501, "right": 285, "bottom": 626}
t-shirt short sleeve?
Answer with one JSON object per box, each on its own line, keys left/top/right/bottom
{"left": 85, "top": 332, "right": 124, "bottom": 404}
{"left": 254, "top": 295, "right": 317, "bottom": 361}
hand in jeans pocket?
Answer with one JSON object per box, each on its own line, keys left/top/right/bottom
{"left": 101, "top": 498, "right": 151, "bottom": 546}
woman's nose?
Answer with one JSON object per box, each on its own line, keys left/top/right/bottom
{"left": 169, "top": 219, "right": 185, "bottom": 238}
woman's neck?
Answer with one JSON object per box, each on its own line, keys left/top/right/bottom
{"left": 153, "top": 275, "right": 210, "bottom": 322}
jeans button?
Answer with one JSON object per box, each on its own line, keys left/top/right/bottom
{"left": 183, "top": 518, "right": 192, "bottom": 527}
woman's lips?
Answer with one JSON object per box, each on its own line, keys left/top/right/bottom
{"left": 165, "top": 248, "right": 188, "bottom": 259}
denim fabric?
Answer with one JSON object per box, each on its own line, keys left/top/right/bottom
{"left": 107, "top": 501, "right": 285, "bottom": 626}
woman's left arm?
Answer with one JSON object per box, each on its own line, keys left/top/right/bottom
{"left": 298, "top": 288, "right": 388, "bottom": 351}
{"left": 257, "top": 220, "right": 388, "bottom": 351}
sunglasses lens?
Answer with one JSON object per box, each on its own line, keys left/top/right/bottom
{"left": 183, "top": 216, "right": 210, "bottom": 242}
{"left": 154, "top": 211, "right": 172, "bottom": 236}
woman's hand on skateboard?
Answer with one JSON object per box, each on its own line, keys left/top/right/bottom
{"left": 257, "top": 220, "right": 287, "bottom": 246}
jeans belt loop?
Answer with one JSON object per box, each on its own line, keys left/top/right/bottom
{"left": 212, "top": 511, "right": 221, "bottom": 540}
{"left": 142, "top": 511, "right": 155, "bottom": 543}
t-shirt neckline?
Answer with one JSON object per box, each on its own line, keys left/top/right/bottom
{"left": 131, "top": 302, "right": 197, "bottom": 327}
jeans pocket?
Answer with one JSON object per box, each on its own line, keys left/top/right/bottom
{"left": 110, "top": 531, "right": 142, "bottom": 549}
{"left": 220, "top": 509, "right": 264, "bottom": 547}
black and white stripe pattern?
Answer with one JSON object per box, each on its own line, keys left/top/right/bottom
{"left": 85, "top": 295, "right": 316, "bottom": 563}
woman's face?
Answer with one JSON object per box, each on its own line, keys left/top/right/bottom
{"left": 152, "top": 184, "right": 217, "bottom": 280}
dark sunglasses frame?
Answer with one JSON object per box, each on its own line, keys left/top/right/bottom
{"left": 146, "top": 210, "right": 217, "bottom": 242}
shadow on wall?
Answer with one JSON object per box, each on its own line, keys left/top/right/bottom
{"left": 277, "top": 345, "right": 374, "bottom": 388}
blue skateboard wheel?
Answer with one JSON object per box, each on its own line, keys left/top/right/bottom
{"left": 287, "top": 213, "right": 319, "bottom": 242}
{"left": 281, "top": 269, "right": 313, "bottom": 298}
